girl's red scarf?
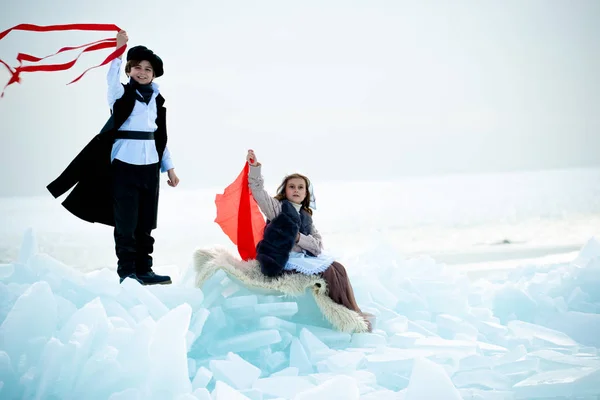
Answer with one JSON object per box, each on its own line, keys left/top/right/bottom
{"left": 215, "top": 164, "right": 266, "bottom": 261}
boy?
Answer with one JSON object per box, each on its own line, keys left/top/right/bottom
{"left": 48, "top": 30, "right": 179, "bottom": 285}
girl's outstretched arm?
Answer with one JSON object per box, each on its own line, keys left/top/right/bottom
{"left": 248, "top": 164, "right": 281, "bottom": 220}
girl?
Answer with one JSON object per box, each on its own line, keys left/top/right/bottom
{"left": 246, "top": 149, "right": 373, "bottom": 330}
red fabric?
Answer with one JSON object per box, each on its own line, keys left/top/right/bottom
{"left": 0, "top": 23, "right": 124, "bottom": 97}
{"left": 215, "top": 164, "right": 266, "bottom": 261}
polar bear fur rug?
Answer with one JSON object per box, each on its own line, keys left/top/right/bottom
{"left": 192, "top": 247, "right": 369, "bottom": 333}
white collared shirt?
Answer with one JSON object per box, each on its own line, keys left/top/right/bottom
{"left": 107, "top": 58, "right": 174, "bottom": 173}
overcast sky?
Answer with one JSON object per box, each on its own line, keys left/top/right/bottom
{"left": 1, "top": 0, "right": 599, "bottom": 196}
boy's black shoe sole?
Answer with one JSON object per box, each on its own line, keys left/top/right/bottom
{"left": 120, "top": 272, "right": 172, "bottom": 285}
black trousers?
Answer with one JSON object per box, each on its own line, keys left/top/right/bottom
{"left": 112, "top": 159, "right": 160, "bottom": 278}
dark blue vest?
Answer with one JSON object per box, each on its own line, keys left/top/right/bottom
{"left": 266, "top": 201, "right": 313, "bottom": 235}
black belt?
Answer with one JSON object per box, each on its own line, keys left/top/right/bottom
{"left": 114, "top": 130, "right": 155, "bottom": 140}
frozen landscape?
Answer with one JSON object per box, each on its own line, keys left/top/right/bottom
{"left": 1, "top": 167, "right": 600, "bottom": 399}
{"left": 1, "top": 0, "right": 599, "bottom": 397}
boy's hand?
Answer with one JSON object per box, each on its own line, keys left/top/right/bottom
{"left": 247, "top": 149, "right": 259, "bottom": 166}
{"left": 167, "top": 169, "right": 180, "bottom": 187}
{"left": 116, "top": 30, "right": 128, "bottom": 51}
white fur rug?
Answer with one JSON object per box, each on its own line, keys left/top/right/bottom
{"left": 192, "top": 247, "right": 369, "bottom": 333}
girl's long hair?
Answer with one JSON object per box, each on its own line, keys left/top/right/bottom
{"left": 273, "top": 173, "right": 313, "bottom": 215}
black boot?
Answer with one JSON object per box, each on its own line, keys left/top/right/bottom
{"left": 117, "top": 259, "right": 141, "bottom": 285}
{"left": 119, "top": 273, "right": 145, "bottom": 284}
{"left": 136, "top": 270, "right": 172, "bottom": 285}
{"left": 136, "top": 258, "right": 171, "bottom": 285}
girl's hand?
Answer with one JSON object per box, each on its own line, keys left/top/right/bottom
{"left": 247, "top": 149, "right": 259, "bottom": 166}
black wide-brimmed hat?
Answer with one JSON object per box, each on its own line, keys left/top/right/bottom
{"left": 127, "top": 45, "right": 164, "bottom": 77}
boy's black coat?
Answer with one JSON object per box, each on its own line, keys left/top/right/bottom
{"left": 46, "top": 84, "right": 167, "bottom": 228}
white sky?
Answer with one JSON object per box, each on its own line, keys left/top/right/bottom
{"left": 1, "top": 0, "right": 599, "bottom": 196}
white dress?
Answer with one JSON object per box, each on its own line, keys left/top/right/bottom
{"left": 283, "top": 203, "right": 335, "bottom": 275}
{"left": 284, "top": 251, "right": 336, "bottom": 275}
